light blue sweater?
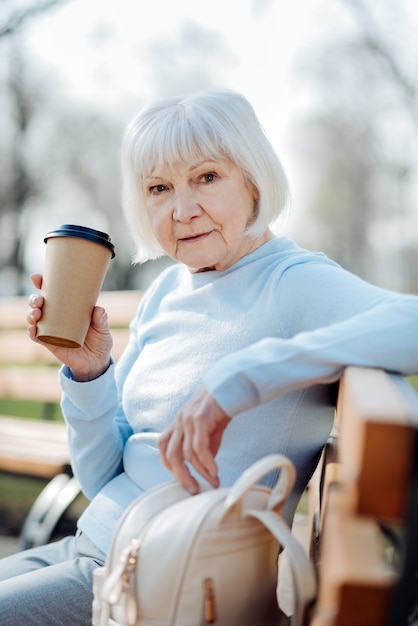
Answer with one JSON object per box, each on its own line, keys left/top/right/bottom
{"left": 60, "top": 237, "right": 418, "bottom": 554}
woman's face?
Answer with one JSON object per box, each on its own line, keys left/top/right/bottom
{"left": 143, "top": 159, "right": 270, "bottom": 272}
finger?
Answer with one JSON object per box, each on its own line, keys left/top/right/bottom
{"left": 159, "top": 428, "right": 200, "bottom": 494}
{"left": 183, "top": 424, "right": 219, "bottom": 488}
{"left": 161, "top": 426, "right": 214, "bottom": 488}
{"left": 27, "top": 324, "right": 38, "bottom": 341}
{"left": 187, "top": 451, "right": 220, "bottom": 489}
{"left": 91, "top": 306, "right": 106, "bottom": 321}
{"left": 30, "top": 273, "right": 43, "bottom": 289}
{"left": 194, "top": 448, "right": 219, "bottom": 485}
{"left": 28, "top": 293, "right": 44, "bottom": 309}
{"left": 26, "top": 308, "right": 41, "bottom": 326}
{"left": 90, "top": 306, "right": 109, "bottom": 331}
{"left": 26, "top": 292, "right": 44, "bottom": 328}
{"left": 158, "top": 430, "right": 172, "bottom": 470}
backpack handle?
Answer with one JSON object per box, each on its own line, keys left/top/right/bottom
{"left": 221, "top": 454, "right": 296, "bottom": 519}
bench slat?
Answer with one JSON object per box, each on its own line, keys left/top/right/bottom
{"left": 312, "top": 489, "right": 396, "bottom": 626}
{"left": 0, "top": 457, "right": 70, "bottom": 479}
{"left": 97, "top": 290, "right": 140, "bottom": 326}
{"left": 0, "top": 328, "right": 130, "bottom": 365}
{"left": 0, "top": 290, "right": 140, "bottom": 330}
{"left": 338, "top": 367, "right": 416, "bottom": 520}
{"left": 0, "top": 298, "right": 27, "bottom": 329}
{"left": 0, "top": 366, "right": 61, "bottom": 402}
{"left": 0, "top": 416, "right": 70, "bottom": 478}
{"left": 0, "top": 416, "right": 67, "bottom": 440}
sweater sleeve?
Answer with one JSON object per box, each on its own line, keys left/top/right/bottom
{"left": 60, "top": 305, "right": 143, "bottom": 499}
{"left": 203, "top": 262, "right": 418, "bottom": 416}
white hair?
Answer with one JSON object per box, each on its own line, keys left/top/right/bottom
{"left": 122, "top": 89, "right": 289, "bottom": 262}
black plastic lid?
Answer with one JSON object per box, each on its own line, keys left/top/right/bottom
{"left": 44, "top": 224, "right": 115, "bottom": 258}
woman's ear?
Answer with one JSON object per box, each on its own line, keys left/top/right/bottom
{"left": 247, "top": 180, "right": 260, "bottom": 222}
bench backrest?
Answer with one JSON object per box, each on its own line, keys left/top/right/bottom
{"left": 0, "top": 290, "right": 141, "bottom": 405}
{"left": 310, "top": 367, "right": 418, "bottom": 626}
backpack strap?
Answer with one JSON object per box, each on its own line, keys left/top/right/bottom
{"left": 247, "top": 509, "right": 316, "bottom": 626}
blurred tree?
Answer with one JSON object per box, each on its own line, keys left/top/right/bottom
{"left": 0, "top": 38, "right": 39, "bottom": 294}
{"left": 0, "top": 0, "right": 71, "bottom": 38}
{"left": 295, "top": 114, "right": 376, "bottom": 279}
{"left": 21, "top": 99, "right": 141, "bottom": 291}
{"left": 0, "top": 0, "right": 142, "bottom": 295}
{"left": 142, "top": 20, "right": 239, "bottom": 98}
{"left": 0, "top": 0, "right": 72, "bottom": 294}
{"left": 293, "top": 0, "right": 418, "bottom": 291}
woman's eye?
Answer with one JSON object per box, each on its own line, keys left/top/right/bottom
{"left": 149, "top": 184, "right": 167, "bottom": 194}
{"left": 201, "top": 172, "right": 217, "bottom": 183}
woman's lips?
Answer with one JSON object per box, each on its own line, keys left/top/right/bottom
{"left": 178, "top": 231, "right": 212, "bottom": 243}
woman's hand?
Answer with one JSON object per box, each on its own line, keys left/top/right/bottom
{"left": 27, "top": 273, "right": 113, "bottom": 381}
{"left": 158, "top": 385, "right": 231, "bottom": 493}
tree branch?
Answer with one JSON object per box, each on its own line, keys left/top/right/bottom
{"left": 0, "top": 0, "right": 72, "bottom": 38}
{"left": 344, "top": 0, "right": 416, "bottom": 105}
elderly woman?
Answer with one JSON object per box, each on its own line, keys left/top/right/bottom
{"left": 0, "top": 89, "right": 417, "bottom": 625}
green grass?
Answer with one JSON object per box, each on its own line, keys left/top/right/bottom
{"left": 0, "top": 472, "right": 88, "bottom": 511}
{"left": 407, "top": 375, "right": 418, "bottom": 391}
{"left": 0, "top": 474, "right": 89, "bottom": 537}
{"left": 296, "top": 489, "right": 308, "bottom": 515}
{"left": 0, "top": 474, "right": 46, "bottom": 510}
{"left": 0, "top": 399, "right": 63, "bottom": 422}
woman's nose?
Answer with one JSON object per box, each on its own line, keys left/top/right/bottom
{"left": 172, "top": 190, "right": 202, "bottom": 222}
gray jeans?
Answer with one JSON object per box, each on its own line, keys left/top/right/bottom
{"left": 0, "top": 531, "right": 105, "bottom": 626}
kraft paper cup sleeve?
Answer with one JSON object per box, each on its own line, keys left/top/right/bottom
{"left": 37, "top": 225, "right": 115, "bottom": 348}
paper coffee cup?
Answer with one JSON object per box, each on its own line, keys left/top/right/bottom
{"left": 37, "top": 224, "right": 116, "bottom": 348}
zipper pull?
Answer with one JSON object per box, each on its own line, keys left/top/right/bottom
{"left": 102, "top": 538, "right": 141, "bottom": 605}
{"left": 204, "top": 578, "right": 216, "bottom": 624}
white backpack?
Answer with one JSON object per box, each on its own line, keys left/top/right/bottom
{"left": 93, "top": 454, "right": 316, "bottom": 626}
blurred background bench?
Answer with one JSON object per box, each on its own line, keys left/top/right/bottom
{"left": 0, "top": 290, "right": 140, "bottom": 547}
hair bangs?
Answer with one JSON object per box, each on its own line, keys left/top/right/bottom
{"left": 137, "top": 105, "right": 227, "bottom": 180}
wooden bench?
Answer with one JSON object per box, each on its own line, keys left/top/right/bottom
{"left": 308, "top": 367, "right": 418, "bottom": 626}
{"left": 0, "top": 289, "right": 140, "bottom": 547}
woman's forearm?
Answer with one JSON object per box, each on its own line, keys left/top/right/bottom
{"left": 204, "top": 296, "right": 418, "bottom": 416}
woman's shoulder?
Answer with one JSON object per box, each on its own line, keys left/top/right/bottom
{"left": 256, "top": 237, "right": 341, "bottom": 273}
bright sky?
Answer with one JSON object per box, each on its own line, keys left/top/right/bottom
{"left": 25, "top": 0, "right": 319, "bottom": 158}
